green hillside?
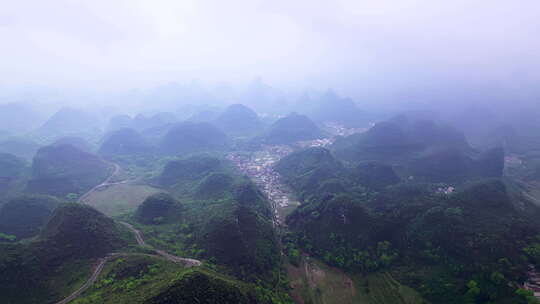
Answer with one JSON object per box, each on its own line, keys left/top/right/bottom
{"left": 296, "top": 91, "right": 368, "bottom": 127}
{"left": 0, "top": 203, "right": 131, "bottom": 304}
{"left": 276, "top": 144, "right": 540, "bottom": 303}
{"left": 261, "top": 113, "right": 324, "bottom": 145}
{"left": 135, "top": 193, "right": 182, "bottom": 224}
{"left": 40, "top": 203, "right": 128, "bottom": 258}
{"left": 135, "top": 155, "right": 283, "bottom": 287}
{"left": 36, "top": 107, "right": 101, "bottom": 141}
{"left": 27, "top": 144, "right": 111, "bottom": 196}
{"left": 214, "top": 104, "right": 264, "bottom": 137}
{"left": 0, "top": 152, "right": 27, "bottom": 197}
{"left": 99, "top": 128, "right": 153, "bottom": 156}
{"left": 157, "top": 155, "right": 222, "bottom": 186}
{"left": 53, "top": 136, "right": 94, "bottom": 152}
{"left": 332, "top": 117, "right": 504, "bottom": 184}
{"left": 0, "top": 195, "right": 61, "bottom": 239}
{"left": 159, "top": 122, "right": 229, "bottom": 155}
{"left": 0, "top": 138, "right": 41, "bottom": 160}
{"left": 71, "top": 255, "right": 282, "bottom": 304}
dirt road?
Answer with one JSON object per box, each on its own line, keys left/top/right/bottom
{"left": 119, "top": 221, "right": 202, "bottom": 267}
{"left": 78, "top": 163, "right": 126, "bottom": 203}
{"left": 54, "top": 252, "right": 188, "bottom": 304}
{"left": 55, "top": 256, "right": 109, "bottom": 304}
{"left": 55, "top": 163, "right": 201, "bottom": 304}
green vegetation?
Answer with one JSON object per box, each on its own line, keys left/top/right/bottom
{"left": 331, "top": 118, "right": 469, "bottom": 162}
{"left": 332, "top": 117, "right": 504, "bottom": 184}
{"left": 0, "top": 195, "right": 61, "bottom": 239}
{"left": 159, "top": 122, "right": 229, "bottom": 155}
{"left": 350, "top": 161, "right": 401, "bottom": 191}
{"left": 53, "top": 136, "right": 94, "bottom": 152}
{"left": 287, "top": 254, "right": 426, "bottom": 304}
{"left": 406, "top": 146, "right": 504, "bottom": 183}
{"left": 146, "top": 269, "right": 252, "bottom": 304}
{"left": 27, "top": 144, "right": 111, "bottom": 196}
{"left": 72, "top": 255, "right": 288, "bottom": 304}
{"left": 0, "top": 137, "right": 40, "bottom": 160}
{"left": 234, "top": 181, "right": 273, "bottom": 218}
{"left": 35, "top": 107, "right": 101, "bottom": 142}
{"left": 40, "top": 203, "right": 129, "bottom": 258}
{"left": 260, "top": 112, "right": 324, "bottom": 145}
{"left": 99, "top": 128, "right": 153, "bottom": 156}
{"left": 71, "top": 255, "right": 187, "bottom": 304}
{"left": 275, "top": 147, "right": 344, "bottom": 199}
{"left": 0, "top": 203, "right": 133, "bottom": 304}
{"left": 126, "top": 154, "right": 287, "bottom": 300}
{"left": 84, "top": 183, "right": 163, "bottom": 217}
{"left": 148, "top": 156, "right": 279, "bottom": 279}
{"left": 135, "top": 193, "right": 182, "bottom": 224}
{"left": 0, "top": 152, "right": 28, "bottom": 197}
{"left": 195, "top": 172, "right": 234, "bottom": 199}
{"left": 0, "top": 241, "right": 95, "bottom": 304}
{"left": 0, "top": 152, "right": 26, "bottom": 178}
{"left": 157, "top": 154, "right": 222, "bottom": 186}
{"left": 132, "top": 112, "right": 177, "bottom": 131}
{"left": 276, "top": 142, "right": 539, "bottom": 303}
{"left": 214, "top": 103, "right": 264, "bottom": 137}
{"left": 354, "top": 272, "right": 428, "bottom": 304}
{"left": 4, "top": 106, "right": 538, "bottom": 304}
{"left": 296, "top": 90, "right": 368, "bottom": 127}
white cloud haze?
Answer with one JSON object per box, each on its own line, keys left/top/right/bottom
{"left": 0, "top": 0, "right": 539, "bottom": 104}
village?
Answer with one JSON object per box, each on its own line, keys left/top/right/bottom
{"left": 227, "top": 144, "right": 296, "bottom": 225}
{"left": 228, "top": 122, "right": 367, "bottom": 225}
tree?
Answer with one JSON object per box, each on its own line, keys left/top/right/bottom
{"left": 516, "top": 288, "right": 540, "bottom": 304}
{"left": 0, "top": 232, "right": 16, "bottom": 242}
{"left": 465, "top": 280, "right": 480, "bottom": 304}
{"left": 66, "top": 193, "right": 79, "bottom": 202}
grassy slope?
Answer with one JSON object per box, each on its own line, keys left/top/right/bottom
{"left": 71, "top": 255, "right": 184, "bottom": 304}
{"left": 0, "top": 216, "right": 137, "bottom": 304}
{"left": 287, "top": 256, "right": 426, "bottom": 304}
{"left": 45, "top": 258, "right": 95, "bottom": 303}
{"left": 84, "top": 183, "right": 164, "bottom": 217}
{"left": 71, "top": 255, "right": 255, "bottom": 304}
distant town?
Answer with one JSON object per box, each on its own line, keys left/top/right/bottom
{"left": 228, "top": 122, "right": 368, "bottom": 225}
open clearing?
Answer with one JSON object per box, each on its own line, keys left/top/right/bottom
{"left": 84, "top": 183, "right": 163, "bottom": 217}
{"left": 287, "top": 256, "right": 426, "bottom": 304}
{"left": 287, "top": 256, "right": 357, "bottom": 304}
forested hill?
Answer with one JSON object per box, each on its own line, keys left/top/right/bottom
{"left": 276, "top": 144, "right": 540, "bottom": 303}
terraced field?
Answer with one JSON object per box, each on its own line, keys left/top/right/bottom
{"left": 287, "top": 256, "right": 426, "bottom": 304}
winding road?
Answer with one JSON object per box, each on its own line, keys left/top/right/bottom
{"left": 55, "top": 162, "right": 201, "bottom": 304}
{"left": 78, "top": 163, "right": 125, "bottom": 204}
{"left": 119, "top": 221, "right": 202, "bottom": 267}
{"left": 55, "top": 257, "right": 110, "bottom": 304}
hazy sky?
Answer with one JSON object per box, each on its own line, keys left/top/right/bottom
{"left": 1, "top": 0, "right": 539, "bottom": 101}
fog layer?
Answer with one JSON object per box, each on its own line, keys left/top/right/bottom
{"left": 1, "top": 0, "right": 539, "bottom": 105}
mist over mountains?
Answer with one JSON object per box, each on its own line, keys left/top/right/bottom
{"left": 1, "top": 1, "right": 540, "bottom": 304}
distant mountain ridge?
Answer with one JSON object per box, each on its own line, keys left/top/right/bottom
{"left": 259, "top": 112, "right": 323, "bottom": 145}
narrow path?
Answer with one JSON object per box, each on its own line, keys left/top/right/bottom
{"left": 55, "top": 163, "right": 201, "bottom": 304}
{"left": 119, "top": 221, "right": 202, "bottom": 267}
{"left": 119, "top": 222, "right": 148, "bottom": 247}
{"left": 55, "top": 257, "right": 109, "bottom": 304}
{"left": 78, "top": 163, "right": 125, "bottom": 204}
{"left": 54, "top": 252, "right": 178, "bottom": 304}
